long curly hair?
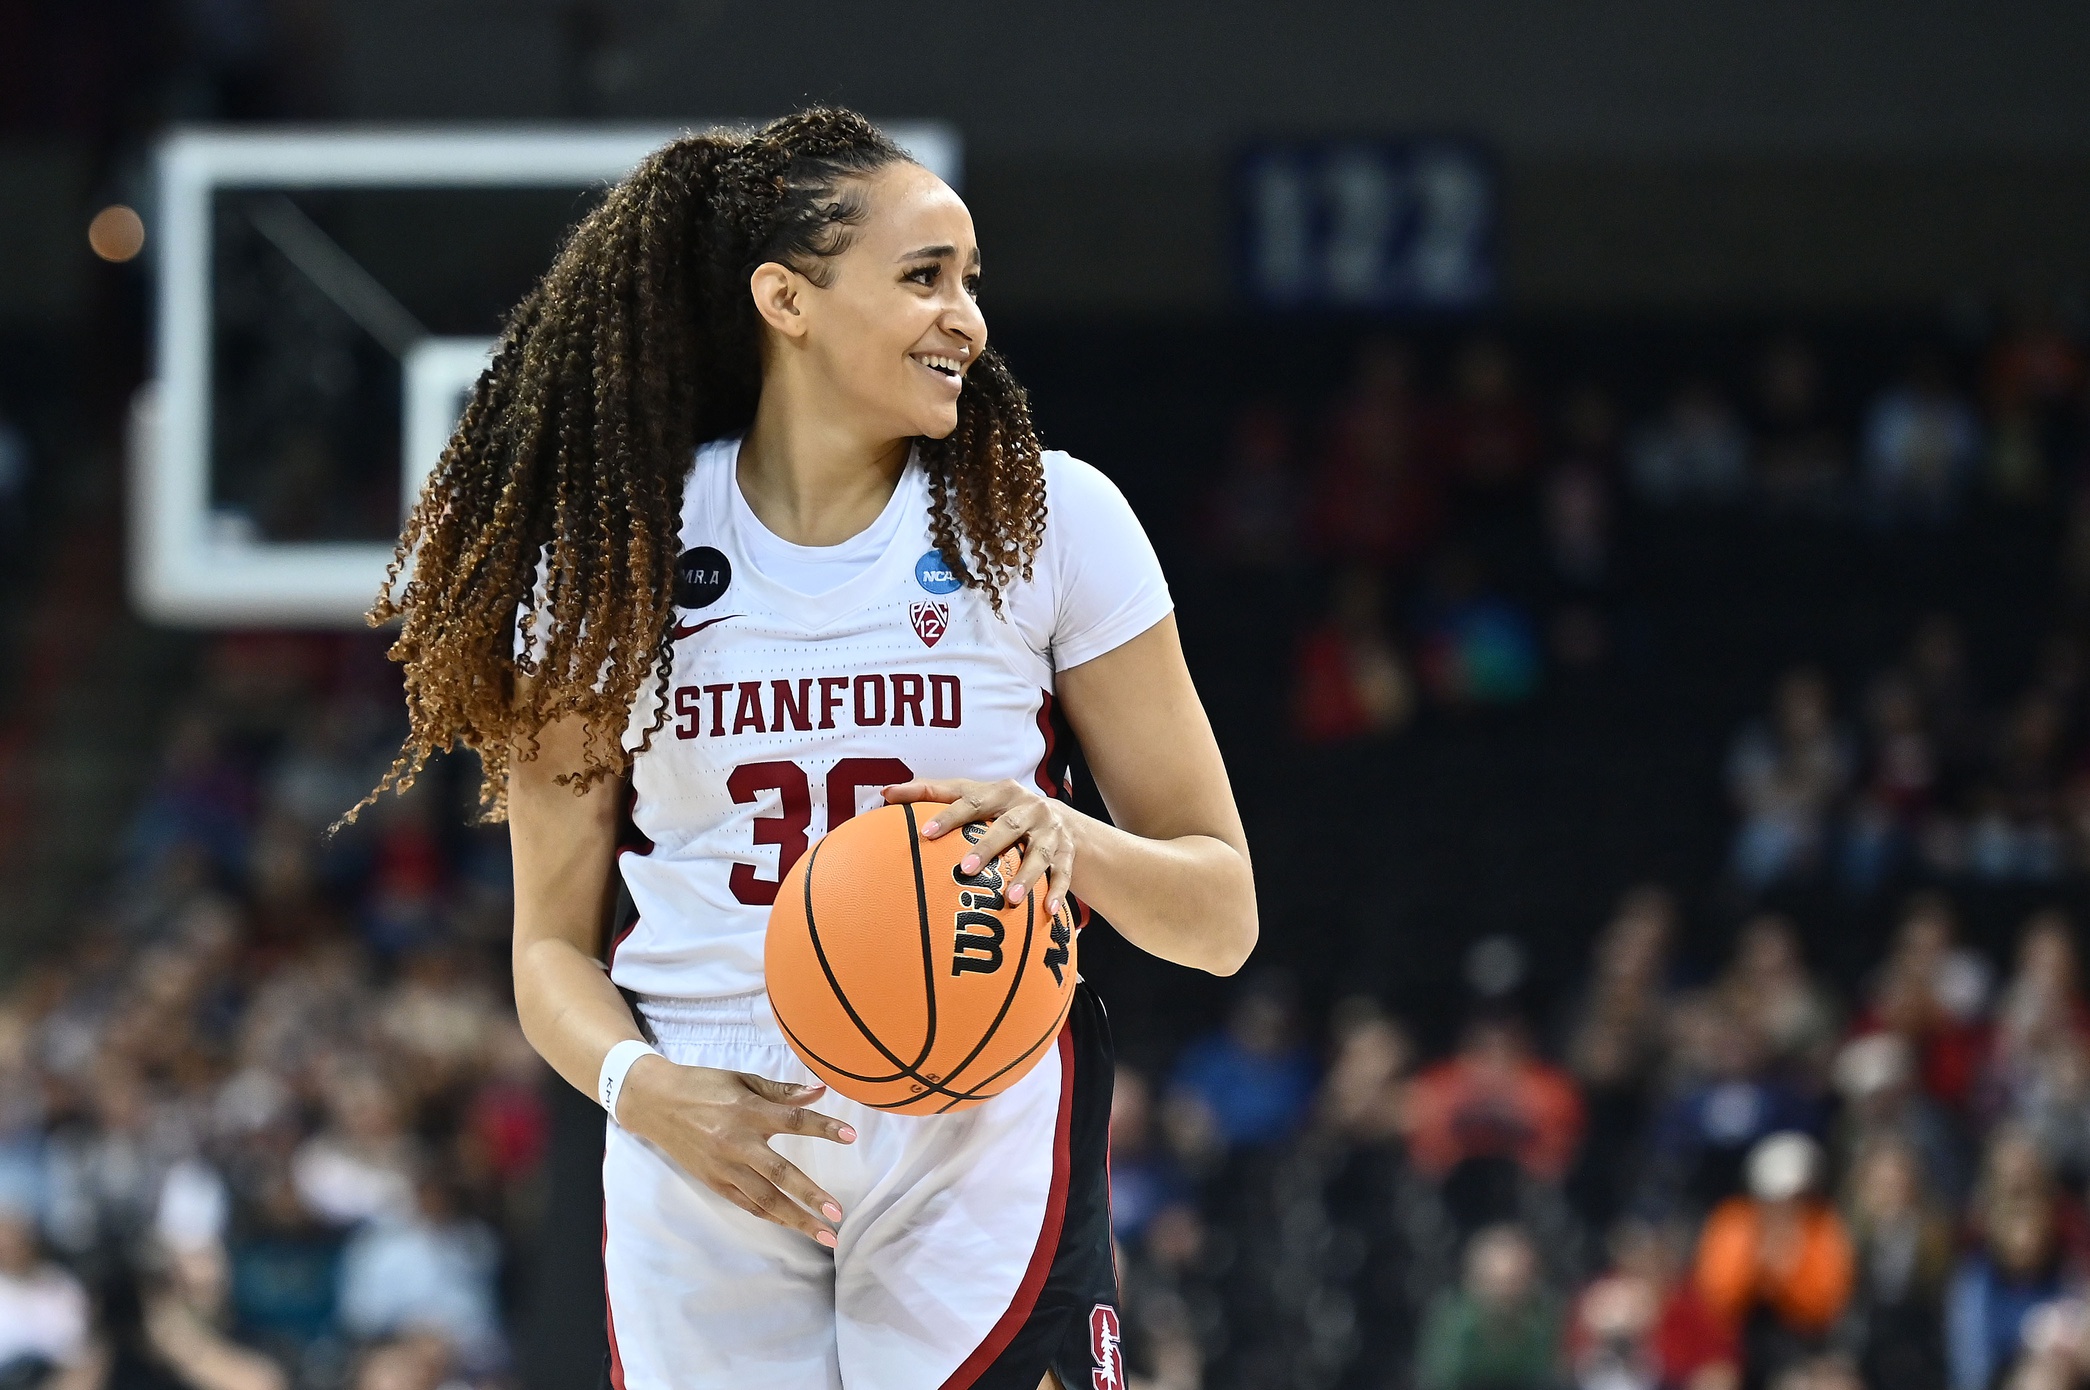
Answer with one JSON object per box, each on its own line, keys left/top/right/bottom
{"left": 356, "top": 108, "right": 1045, "bottom": 820}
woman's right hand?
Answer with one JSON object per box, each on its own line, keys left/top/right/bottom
{"left": 617, "top": 1056, "right": 857, "bottom": 1246}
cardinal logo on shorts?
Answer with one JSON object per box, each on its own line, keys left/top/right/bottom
{"left": 910, "top": 601, "right": 948, "bottom": 648}
{"left": 1089, "top": 1305, "right": 1124, "bottom": 1390}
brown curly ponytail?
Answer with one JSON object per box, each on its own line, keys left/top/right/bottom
{"left": 356, "top": 107, "right": 1045, "bottom": 820}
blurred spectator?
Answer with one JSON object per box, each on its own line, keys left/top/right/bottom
{"left": 1433, "top": 336, "right": 1542, "bottom": 507}
{"left": 1854, "top": 894, "right": 1993, "bottom": 1112}
{"left": 1947, "top": 1137, "right": 2072, "bottom": 1390}
{"left": 1567, "top": 1219, "right": 1737, "bottom": 1390}
{"left": 1829, "top": 1033, "right": 1969, "bottom": 1211}
{"left": 43, "top": 1057, "right": 195, "bottom": 1272}
{"left": 1108, "top": 1065, "right": 1194, "bottom": 1249}
{"left": 0, "top": 1197, "right": 89, "bottom": 1384}
{"left": 1546, "top": 387, "right": 1620, "bottom": 585}
{"left": 1837, "top": 1134, "right": 1953, "bottom": 1390}
{"left": 1694, "top": 1133, "right": 1854, "bottom": 1382}
{"left": 137, "top": 1236, "right": 291, "bottom": 1390}
{"left": 1309, "top": 338, "right": 1443, "bottom": 570}
{"left": 460, "top": 1023, "right": 551, "bottom": 1210}
{"left": 359, "top": 794, "right": 447, "bottom": 958}
{"left": 1203, "top": 402, "right": 1302, "bottom": 570}
{"left": 1566, "top": 887, "right": 1678, "bottom": 1096}
{"left": 1861, "top": 349, "right": 1982, "bottom": 525}
{"left": 1111, "top": 1062, "right": 1212, "bottom": 1390}
{"left": 1727, "top": 670, "right": 1851, "bottom": 890}
{"left": 337, "top": 1173, "right": 505, "bottom": 1374}
{"left": 1317, "top": 999, "right": 1413, "bottom": 1146}
{"left": 1841, "top": 674, "right": 1939, "bottom": 894}
{"left": 374, "top": 945, "right": 499, "bottom": 1099}
{"left": 1629, "top": 380, "right": 1750, "bottom": 506}
{"left": 1984, "top": 912, "right": 2090, "bottom": 1180}
{"left": 123, "top": 715, "right": 255, "bottom": 892}
{"left": 290, "top": 1067, "right": 416, "bottom": 1228}
{"left": 1716, "top": 916, "right": 1839, "bottom": 1082}
{"left": 1753, "top": 336, "right": 1846, "bottom": 512}
{"left": 1415, "top": 550, "right": 1542, "bottom": 708}
{"left": 1290, "top": 567, "right": 1415, "bottom": 743}
{"left": 1416, "top": 1224, "right": 1561, "bottom": 1390}
{"left": 224, "top": 1165, "right": 343, "bottom": 1370}
{"left": 1169, "top": 976, "right": 1317, "bottom": 1150}
{"left": 1902, "top": 616, "right": 1986, "bottom": 789}
{"left": 1407, "top": 1015, "right": 1585, "bottom": 1192}
{"left": 1545, "top": 386, "right": 1620, "bottom": 670}
{"left": 1565, "top": 887, "right": 1678, "bottom": 1226}
{"left": 1968, "top": 696, "right": 2069, "bottom": 881}
{"left": 1648, "top": 1002, "right": 1822, "bottom": 1217}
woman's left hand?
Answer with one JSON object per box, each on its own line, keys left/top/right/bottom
{"left": 881, "top": 778, "right": 1081, "bottom": 919}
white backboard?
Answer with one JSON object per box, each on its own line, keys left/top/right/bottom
{"left": 134, "top": 123, "right": 962, "bottom": 627}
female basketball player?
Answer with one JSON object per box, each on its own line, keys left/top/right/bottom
{"left": 366, "top": 109, "right": 1255, "bottom": 1389}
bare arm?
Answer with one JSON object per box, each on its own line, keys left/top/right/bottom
{"left": 1056, "top": 615, "right": 1255, "bottom": 972}
{"left": 886, "top": 616, "right": 1257, "bottom": 976}
{"left": 506, "top": 710, "right": 641, "bottom": 1098}
{"left": 509, "top": 708, "right": 855, "bottom": 1244}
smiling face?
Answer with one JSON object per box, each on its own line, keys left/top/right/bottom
{"left": 752, "top": 161, "right": 987, "bottom": 443}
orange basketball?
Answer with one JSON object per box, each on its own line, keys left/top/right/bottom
{"left": 765, "top": 802, "right": 1077, "bottom": 1115}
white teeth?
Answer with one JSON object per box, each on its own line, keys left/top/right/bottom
{"left": 917, "top": 355, "right": 960, "bottom": 376}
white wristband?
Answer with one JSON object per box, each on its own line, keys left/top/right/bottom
{"left": 598, "top": 1039, "right": 661, "bottom": 1124}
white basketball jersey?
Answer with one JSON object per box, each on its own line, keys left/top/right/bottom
{"left": 607, "top": 435, "right": 1172, "bottom": 1000}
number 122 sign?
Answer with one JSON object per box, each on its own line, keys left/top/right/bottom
{"left": 1237, "top": 139, "right": 1496, "bottom": 311}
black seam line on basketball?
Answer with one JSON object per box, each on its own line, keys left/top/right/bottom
{"left": 922, "top": 885, "right": 1034, "bottom": 1101}
{"left": 772, "top": 1009, "right": 913, "bottom": 1086}
{"left": 926, "top": 991, "right": 1075, "bottom": 1115}
{"left": 901, "top": 802, "right": 939, "bottom": 1073}
{"left": 799, "top": 836, "right": 940, "bottom": 1088}
{"left": 851, "top": 984, "right": 1073, "bottom": 1114}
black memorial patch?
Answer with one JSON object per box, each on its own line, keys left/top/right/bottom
{"left": 674, "top": 547, "right": 732, "bottom": 608}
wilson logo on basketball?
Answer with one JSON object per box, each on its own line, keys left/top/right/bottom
{"left": 910, "top": 600, "right": 948, "bottom": 647}
{"left": 950, "top": 823, "right": 1008, "bottom": 976}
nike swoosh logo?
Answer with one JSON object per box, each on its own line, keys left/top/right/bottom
{"left": 670, "top": 613, "right": 740, "bottom": 640}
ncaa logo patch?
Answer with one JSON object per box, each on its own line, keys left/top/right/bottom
{"left": 1088, "top": 1305, "right": 1124, "bottom": 1390}
{"left": 914, "top": 549, "right": 963, "bottom": 594}
{"left": 910, "top": 601, "right": 948, "bottom": 648}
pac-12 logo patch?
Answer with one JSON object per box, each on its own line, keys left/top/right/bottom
{"left": 910, "top": 601, "right": 948, "bottom": 648}
{"left": 914, "top": 549, "right": 963, "bottom": 594}
{"left": 1088, "top": 1305, "right": 1124, "bottom": 1390}
{"left": 675, "top": 546, "right": 732, "bottom": 608}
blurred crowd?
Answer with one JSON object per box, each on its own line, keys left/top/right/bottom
{"left": 9, "top": 300, "right": 2090, "bottom": 1390}
{"left": 1728, "top": 615, "right": 2090, "bottom": 894}
{"left": 1205, "top": 313, "right": 2090, "bottom": 743}
{"left": 1113, "top": 893, "right": 2090, "bottom": 1390}
{"left": 0, "top": 634, "right": 536, "bottom": 1390}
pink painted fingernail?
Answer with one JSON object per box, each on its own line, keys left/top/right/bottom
{"left": 960, "top": 855, "right": 980, "bottom": 874}
{"left": 822, "top": 1202, "right": 843, "bottom": 1222}
{"left": 922, "top": 822, "right": 941, "bottom": 836}
{"left": 1048, "top": 899, "right": 1062, "bottom": 919}
{"left": 837, "top": 1125, "right": 857, "bottom": 1142}
{"left": 1007, "top": 882, "right": 1026, "bottom": 904}
{"left": 816, "top": 1229, "right": 837, "bottom": 1248}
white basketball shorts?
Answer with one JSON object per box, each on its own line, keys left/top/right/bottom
{"left": 600, "top": 984, "right": 1120, "bottom": 1390}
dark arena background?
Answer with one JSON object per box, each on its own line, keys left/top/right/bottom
{"left": 8, "top": 5, "right": 2090, "bottom": 1389}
